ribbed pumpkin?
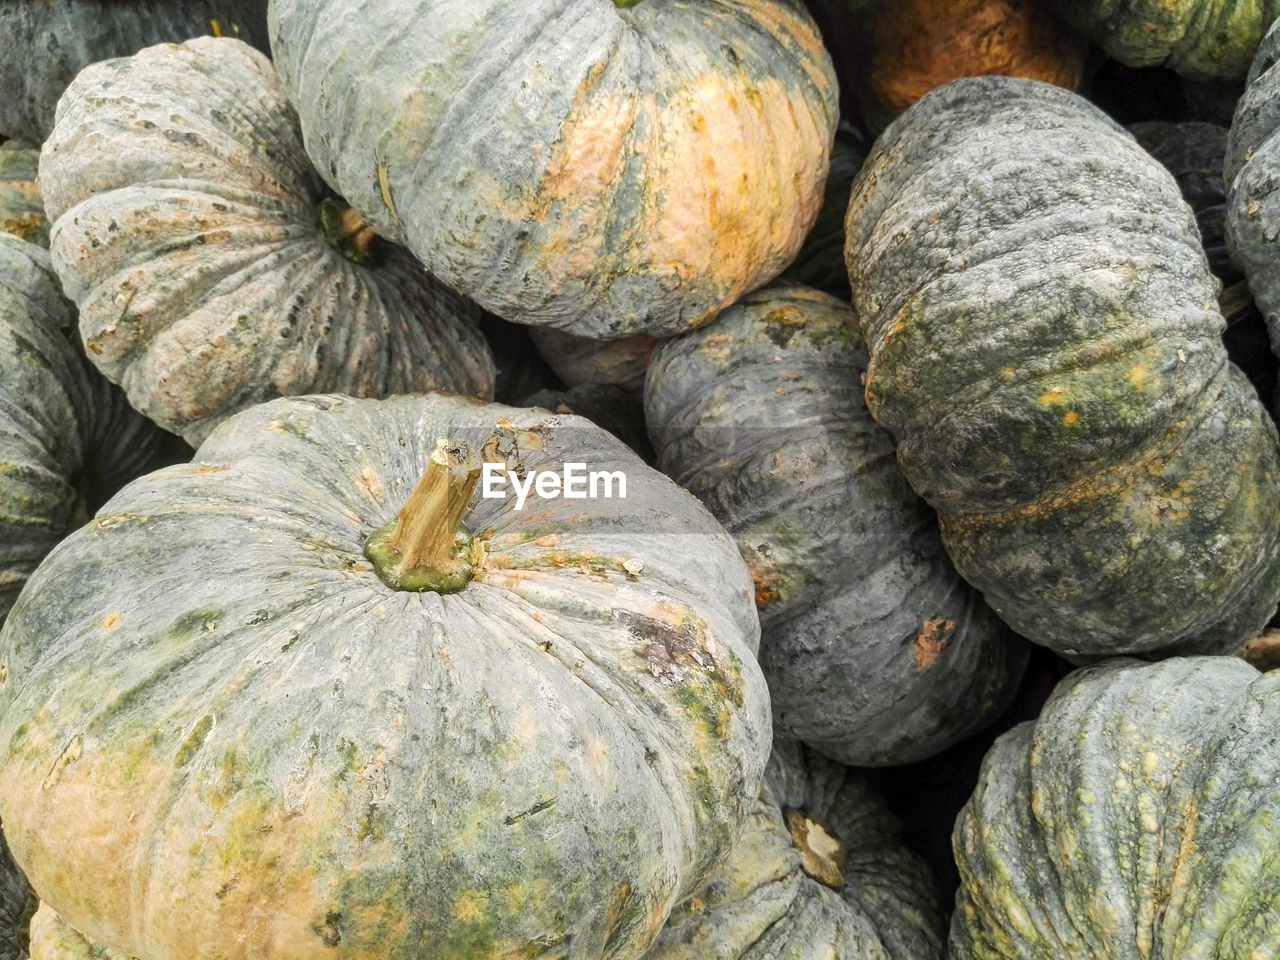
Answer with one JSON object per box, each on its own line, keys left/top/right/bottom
{"left": 529, "top": 328, "right": 657, "bottom": 394}
{"left": 0, "top": 0, "right": 267, "bottom": 143}
{"left": 646, "top": 740, "right": 943, "bottom": 960}
{"left": 0, "top": 142, "right": 47, "bottom": 247}
{"left": 1053, "top": 0, "right": 1280, "bottom": 79}
{"left": 39, "top": 37, "right": 495, "bottom": 447}
{"left": 845, "top": 77, "right": 1280, "bottom": 660}
{"left": 951, "top": 656, "right": 1280, "bottom": 958}
{"left": 268, "top": 0, "right": 839, "bottom": 338}
{"left": 646, "top": 282, "right": 1024, "bottom": 765}
{"left": 0, "top": 233, "right": 172, "bottom": 626}
{"left": 0, "top": 392, "right": 770, "bottom": 960}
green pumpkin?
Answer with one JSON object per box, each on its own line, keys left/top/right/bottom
{"left": 845, "top": 76, "right": 1280, "bottom": 660}
{"left": 268, "top": 0, "right": 839, "bottom": 338}
{"left": 529, "top": 328, "right": 657, "bottom": 394}
{"left": 0, "top": 0, "right": 267, "bottom": 143}
{"left": 39, "top": 37, "right": 495, "bottom": 446}
{"left": 1051, "top": 0, "right": 1280, "bottom": 80}
{"left": 0, "top": 392, "right": 770, "bottom": 960}
{"left": 0, "top": 234, "right": 173, "bottom": 626}
{"left": 646, "top": 282, "right": 1023, "bottom": 765}
{"left": 0, "top": 142, "right": 47, "bottom": 247}
{"left": 951, "top": 656, "right": 1280, "bottom": 958}
{"left": 647, "top": 740, "right": 943, "bottom": 959}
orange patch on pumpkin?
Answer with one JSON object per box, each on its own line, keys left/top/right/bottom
{"left": 100, "top": 611, "right": 124, "bottom": 632}
{"left": 913, "top": 617, "right": 956, "bottom": 668}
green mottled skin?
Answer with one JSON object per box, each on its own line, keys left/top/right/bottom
{"left": 1053, "top": 0, "right": 1280, "bottom": 79}
{"left": 951, "top": 657, "right": 1280, "bottom": 959}
{"left": 648, "top": 739, "right": 942, "bottom": 959}
{"left": 846, "top": 77, "right": 1280, "bottom": 659}
{"left": 0, "top": 393, "right": 769, "bottom": 960}
{"left": 39, "top": 37, "right": 495, "bottom": 446}
{"left": 0, "top": 142, "right": 48, "bottom": 247}
{"left": 646, "top": 282, "right": 1023, "bottom": 764}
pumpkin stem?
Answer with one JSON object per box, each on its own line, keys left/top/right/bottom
{"left": 783, "top": 808, "right": 847, "bottom": 890}
{"left": 365, "top": 438, "right": 482, "bottom": 593}
{"left": 318, "top": 197, "right": 378, "bottom": 266}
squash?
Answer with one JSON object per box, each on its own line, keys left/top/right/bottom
{"left": 1, "top": 828, "right": 35, "bottom": 960}
{"left": 522, "top": 384, "right": 652, "bottom": 463}
{"left": 646, "top": 282, "right": 1024, "bottom": 765}
{"left": 0, "top": 0, "right": 267, "bottom": 143}
{"left": 1052, "top": 0, "right": 1280, "bottom": 80}
{"left": 0, "top": 142, "right": 47, "bottom": 247}
{"left": 39, "top": 37, "right": 495, "bottom": 447}
{"left": 268, "top": 0, "right": 839, "bottom": 338}
{"left": 479, "top": 314, "right": 563, "bottom": 405}
{"left": 0, "top": 391, "right": 770, "bottom": 960}
{"left": 845, "top": 77, "right": 1280, "bottom": 660}
{"left": 529, "top": 328, "right": 657, "bottom": 394}
{"left": 951, "top": 655, "right": 1280, "bottom": 958}
{"left": 646, "top": 739, "right": 943, "bottom": 960}
{"left": 0, "top": 233, "right": 172, "bottom": 627}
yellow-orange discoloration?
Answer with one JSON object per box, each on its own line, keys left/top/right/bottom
{"left": 913, "top": 617, "right": 956, "bottom": 668}
{"left": 1129, "top": 364, "right": 1148, "bottom": 389}
{"left": 100, "top": 611, "right": 123, "bottom": 632}
{"left": 358, "top": 465, "right": 385, "bottom": 502}
{"left": 1064, "top": 410, "right": 1079, "bottom": 425}
{"left": 188, "top": 464, "right": 228, "bottom": 475}
{"left": 1040, "top": 386, "right": 1067, "bottom": 405}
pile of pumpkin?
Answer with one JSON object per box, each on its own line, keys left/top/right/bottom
{"left": 5, "top": 0, "right": 1280, "bottom": 957}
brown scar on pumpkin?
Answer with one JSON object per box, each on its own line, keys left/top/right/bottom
{"left": 100, "top": 611, "right": 124, "bottom": 632}
{"left": 188, "top": 464, "right": 228, "bottom": 475}
{"left": 914, "top": 617, "right": 956, "bottom": 668}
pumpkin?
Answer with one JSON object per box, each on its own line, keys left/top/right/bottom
{"left": 646, "top": 282, "right": 1024, "bottom": 765}
{"left": 845, "top": 76, "right": 1280, "bottom": 660}
{"left": 1052, "top": 0, "right": 1280, "bottom": 80}
{"left": 951, "top": 655, "right": 1280, "bottom": 958}
{"left": 0, "top": 828, "right": 34, "bottom": 960}
{"left": 39, "top": 36, "right": 495, "bottom": 447}
{"left": 479, "top": 314, "right": 563, "bottom": 405}
{"left": 0, "top": 391, "right": 770, "bottom": 960}
{"left": 0, "top": 0, "right": 268, "bottom": 144}
{"left": 267, "top": 0, "right": 839, "bottom": 338}
{"left": 0, "top": 233, "right": 173, "bottom": 627}
{"left": 529, "top": 328, "right": 657, "bottom": 395}
{"left": 522, "top": 384, "right": 652, "bottom": 463}
{"left": 0, "top": 142, "right": 47, "bottom": 248}
{"left": 645, "top": 739, "right": 943, "bottom": 960}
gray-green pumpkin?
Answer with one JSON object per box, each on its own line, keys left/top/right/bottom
{"left": 845, "top": 76, "right": 1280, "bottom": 661}
{"left": 646, "top": 282, "right": 1023, "bottom": 765}
{"left": 529, "top": 327, "right": 657, "bottom": 394}
{"left": 0, "top": 233, "right": 171, "bottom": 626}
{"left": 1052, "top": 0, "right": 1280, "bottom": 80}
{"left": 39, "top": 37, "right": 495, "bottom": 447}
{"left": 0, "top": 391, "right": 770, "bottom": 960}
{"left": 646, "top": 740, "right": 943, "bottom": 960}
{"left": 0, "top": 0, "right": 267, "bottom": 144}
{"left": 268, "top": 0, "right": 839, "bottom": 338}
{"left": 951, "top": 656, "right": 1280, "bottom": 958}
{"left": 522, "top": 383, "right": 652, "bottom": 462}
{"left": 0, "top": 142, "right": 47, "bottom": 248}
{"left": 0, "top": 828, "right": 34, "bottom": 960}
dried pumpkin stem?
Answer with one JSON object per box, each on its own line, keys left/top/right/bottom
{"left": 318, "top": 197, "right": 378, "bottom": 266}
{"left": 365, "top": 439, "right": 481, "bottom": 593}
{"left": 784, "top": 808, "right": 847, "bottom": 890}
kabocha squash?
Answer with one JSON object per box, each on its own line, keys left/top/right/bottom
{"left": 845, "top": 77, "right": 1280, "bottom": 660}
{"left": 951, "top": 656, "right": 1280, "bottom": 958}
{"left": 530, "top": 328, "right": 657, "bottom": 395}
{"left": 40, "top": 37, "right": 495, "bottom": 447}
{"left": 1, "top": 830, "right": 34, "bottom": 960}
{"left": 646, "top": 282, "right": 1023, "bottom": 765}
{"left": 480, "top": 314, "right": 562, "bottom": 405}
{"left": 268, "top": 0, "right": 839, "bottom": 338}
{"left": 0, "top": 234, "right": 171, "bottom": 627}
{"left": 645, "top": 740, "right": 943, "bottom": 960}
{"left": 0, "top": 0, "right": 267, "bottom": 143}
{"left": 0, "top": 392, "right": 770, "bottom": 960}
{"left": 0, "top": 143, "right": 47, "bottom": 248}
{"left": 1053, "top": 0, "right": 1280, "bottom": 80}
{"left": 522, "top": 384, "right": 652, "bottom": 462}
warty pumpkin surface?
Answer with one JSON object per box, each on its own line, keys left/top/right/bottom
{"left": 0, "top": 233, "right": 168, "bottom": 627}
{"left": 951, "top": 656, "right": 1280, "bottom": 959}
{"left": 845, "top": 76, "right": 1280, "bottom": 660}
{"left": 646, "top": 282, "right": 1023, "bottom": 765}
{"left": 39, "top": 37, "right": 495, "bottom": 447}
{"left": 529, "top": 327, "right": 658, "bottom": 395}
{"left": 0, "top": 391, "right": 770, "bottom": 960}
{"left": 1052, "top": 0, "right": 1280, "bottom": 80}
{"left": 0, "top": 0, "right": 268, "bottom": 144}
{"left": 267, "top": 0, "right": 839, "bottom": 338}
{"left": 645, "top": 740, "right": 943, "bottom": 960}
{"left": 0, "top": 143, "right": 47, "bottom": 248}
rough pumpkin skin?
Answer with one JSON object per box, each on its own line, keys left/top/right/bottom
{"left": 0, "top": 234, "right": 170, "bottom": 627}
{"left": 0, "top": 392, "right": 770, "bottom": 960}
{"left": 646, "top": 740, "right": 943, "bottom": 960}
{"left": 529, "top": 327, "right": 658, "bottom": 394}
{"left": 845, "top": 77, "right": 1280, "bottom": 660}
{"left": 39, "top": 37, "right": 495, "bottom": 447}
{"left": 0, "top": 0, "right": 268, "bottom": 144}
{"left": 1, "top": 828, "right": 35, "bottom": 960}
{"left": 646, "top": 283, "right": 1024, "bottom": 765}
{"left": 268, "top": 0, "right": 839, "bottom": 338}
{"left": 0, "top": 142, "right": 48, "bottom": 248}
{"left": 1052, "top": 0, "right": 1280, "bottom": 80}
{"left": 951, "top": 656, "right": 1280, "bottom": 959}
